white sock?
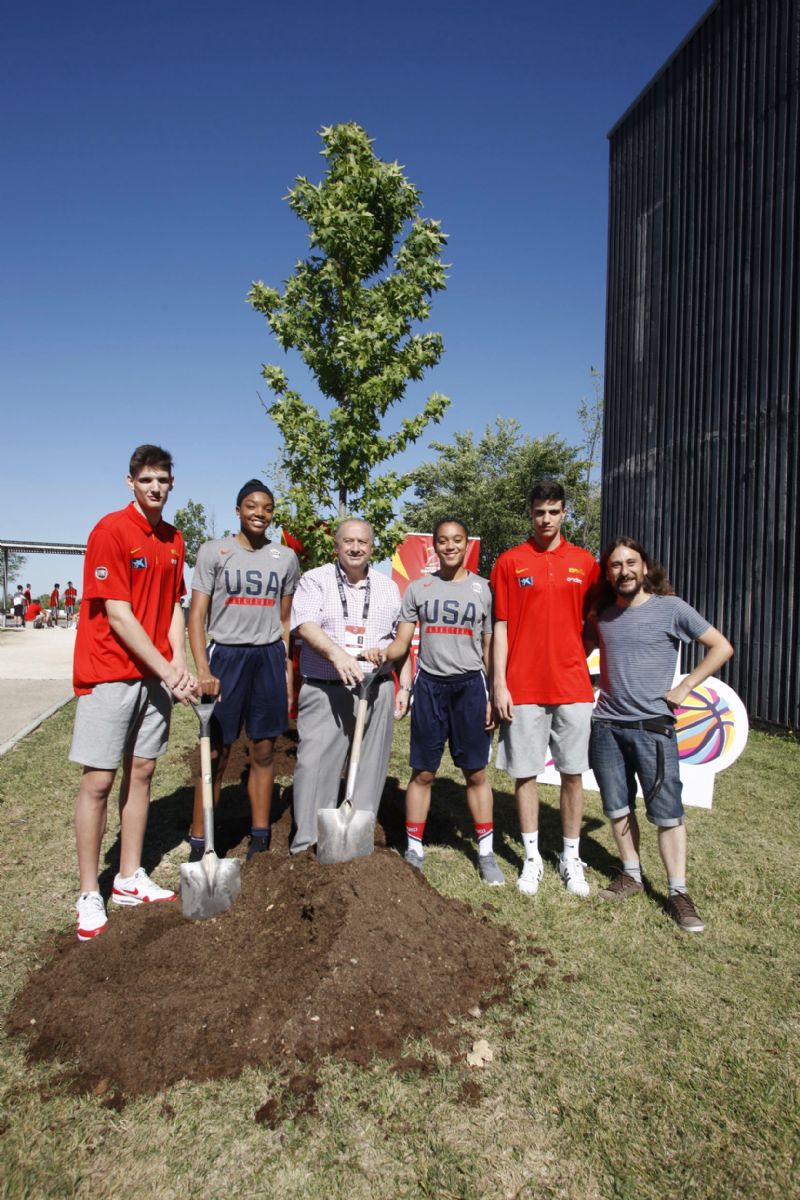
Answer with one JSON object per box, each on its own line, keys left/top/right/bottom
{"left": 521, "top": 831, "right": 540, "bottom": 860}
{"left": 623, "top": 860, "right": 643, "bottom": 883}
{"left": 562, "top": 836, "right": 580, "bottom": 861}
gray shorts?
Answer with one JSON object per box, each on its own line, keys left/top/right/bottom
{"left": 69, "top": 678, "right": 172, "bottom": 770}
{"left": 496, "top": 702, "right": 593, "bottom": 777}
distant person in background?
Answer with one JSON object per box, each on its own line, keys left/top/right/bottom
{"left": 48, "top": 583, "right": 60, "bottom": 627}
{"left": 70, "top": 443, "right": 196, "bottom": 942}
{"left": 12, "top": 586, "right": 26, "bottom": 627}
{"left": 585, "top": 536, "right": 733, "bottom": 933}
{"left": 24, "top": 584, "right": 32, "bottom": 608}
{"left": 64, "top": 581, "right": 78, "bottom": 627}
{"left": 26, "top": 601, "right": 44, "bottom": 627}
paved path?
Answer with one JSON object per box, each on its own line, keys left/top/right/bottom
{"left": 0, "top": 626, "right": 76, "bottom": 754}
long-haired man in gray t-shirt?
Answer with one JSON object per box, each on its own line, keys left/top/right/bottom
{"left": 585, "top": 537, "right": 733, "bottom": 933}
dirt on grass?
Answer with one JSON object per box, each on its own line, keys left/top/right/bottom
{"left": 8, "top": 735, "right": 516, "bottom": 1098}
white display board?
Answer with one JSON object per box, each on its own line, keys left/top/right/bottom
{"left": 538, "top": 652, "right": 749, "bottom": 809}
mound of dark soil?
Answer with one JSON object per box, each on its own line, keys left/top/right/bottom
{"left": 9, "top": 816, "right": 515, "bottom": 1096}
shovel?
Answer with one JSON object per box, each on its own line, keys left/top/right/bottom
{"left": 317, "top": 668, "right": 384, "bottom": 865}
{"left": 180, "top": 696, "right": 241, "bottom": 919}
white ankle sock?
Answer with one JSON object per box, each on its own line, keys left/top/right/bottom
{"left": 562, "top": 836, "right": 580, "bottom": 860}
{"left": 521, "top": 831, "right": 540, "bottom": 860}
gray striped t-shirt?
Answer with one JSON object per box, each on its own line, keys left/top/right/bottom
{"left": 592, "top": 594, "right": 710, "bottom": 721}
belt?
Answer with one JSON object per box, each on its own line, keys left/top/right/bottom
{"left": 598, "top": 716, "right": 676, "bottom": 737}
{"left": 303, "top": 674, "right": 392, "bottom": 687}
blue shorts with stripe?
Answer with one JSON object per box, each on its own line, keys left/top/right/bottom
{"left": 207, "top": 641, "right": 288, "bottom": 746}
{"left": 410, "top": 668, "right": 491, "bottom": 772}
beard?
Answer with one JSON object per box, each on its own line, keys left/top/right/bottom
{"left": 613, "top": 576, "right": 644, "bottom": 598}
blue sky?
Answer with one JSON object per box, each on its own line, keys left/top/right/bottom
{"left": 2, "top": 0, "right": 711, "bottom": 595}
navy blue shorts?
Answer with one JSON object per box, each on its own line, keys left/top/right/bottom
{"left": 207, "top": 641, "right": 288, "bottom": 746}
{"left": 410, "top": 669, "right": 491, "bottom": 772}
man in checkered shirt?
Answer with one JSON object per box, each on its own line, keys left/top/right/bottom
{"left": 290, "top": 519, "right": 412, "bottom": 854}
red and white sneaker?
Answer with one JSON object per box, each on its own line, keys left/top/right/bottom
{"left": 111, "top": 868, "right": 176, "bottom": 906}
{"left": 76, "top": 891, "right": 108, "bottom": 941}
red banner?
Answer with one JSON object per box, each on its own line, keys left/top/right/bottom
{"left": 391, "top": 532, "right": 480, "bottom": 596}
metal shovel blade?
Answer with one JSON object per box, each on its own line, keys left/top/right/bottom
{"left": 180, "top": 852, "right": 241, "bottom": 919}
{"left": 317, "top": 802, "right": 376, "bottom": 865}
{"left": 316, "top": 669, "right": 382, "bottom": 865}
{"left": 180, "top": 694, "right": 241, "bottom": 919}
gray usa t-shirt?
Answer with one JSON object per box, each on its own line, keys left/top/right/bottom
{"left": 401, "top": 572, "right": 492, "bottom": 676}
{"left": 593, "top": 594, "right": 710, "bottom": 721}
{"left": 192, "top": 538, "right": 300, "bottom": 645}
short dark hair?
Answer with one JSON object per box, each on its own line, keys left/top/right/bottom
{"left": 433, "top": 516, "right": 469, "bottom": 542}
{"left": 236, "top": 479, "right": 274, "bottom": 507}
{"left": 529, "top": 479, "right": 565, "bottom": 505}
{"left": 129, "top": 444, "right": 173, "bottom": 476}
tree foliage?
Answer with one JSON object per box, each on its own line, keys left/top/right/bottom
{"left": 402, "top": 419, "right": 592, "bottom": 576}
{"left": 248, "top": 123, "right": 450, "bottom": 565}
{"left": 174, "top": 499, "right": 210, "bottom": 567}
{"left": 570, "top": 367, "right": 604, "bottom": 556}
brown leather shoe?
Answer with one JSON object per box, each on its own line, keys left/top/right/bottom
{"left": 667, "top": 891, "right": 705, "bottom": 932}
{"left": 598, "top": 871, "right": 644, "bottom": 902}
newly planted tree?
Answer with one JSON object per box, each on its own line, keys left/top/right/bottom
{"left": 248, "top": 123, "right": 449, "bottom": 564}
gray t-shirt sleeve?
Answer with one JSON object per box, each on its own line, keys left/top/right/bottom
{"left": 191, "top": 540, "right": 220, "bottom": 595}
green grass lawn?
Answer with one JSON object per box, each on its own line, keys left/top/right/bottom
{"left": 0, "top": 702, "right": 797, "bottom": 1199}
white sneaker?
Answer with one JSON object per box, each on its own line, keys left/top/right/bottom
{"left": 76, "top": 891, "right": 108, "bottom": 941}
{"left": 111, "top": 868, "right": 176, "bottom": 906}
{"left": 559, "top": 855, "right": 590, "bottom": 897}
{"left": 517, "top": 856, "right": 544, "bottom": 896}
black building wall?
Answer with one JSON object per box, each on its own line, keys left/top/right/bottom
{"left": 603, "top": 0, "right": 800, "bottom": 730}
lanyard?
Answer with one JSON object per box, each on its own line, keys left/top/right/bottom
{"left": 335, "top": 563, "right": 371, "bottom": 624}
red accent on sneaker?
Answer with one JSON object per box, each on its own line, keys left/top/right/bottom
{"left": 77, "top": 921, "right": 106, "bottom": 940}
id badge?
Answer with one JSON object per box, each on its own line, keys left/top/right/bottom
{"left": 344, "top": 624, "right": 366, "bottom": 656}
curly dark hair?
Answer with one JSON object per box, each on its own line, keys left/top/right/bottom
{"left": 593, "top": 536, "right": 675, "bottom": 614}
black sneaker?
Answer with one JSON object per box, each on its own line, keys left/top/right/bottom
{"left": 188, "top": 840, "right": 205, "bottom": 864}
{"left": 247, "top": 832, "right": 272, "bottom": 861}
{"left": 667, "top": 891, "right": 705, "bottom": 933}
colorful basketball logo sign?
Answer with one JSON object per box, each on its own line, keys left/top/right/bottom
{"left": 539, "top": 663, "right": 748, "bottom": 810}
{"left": 676, "top": 685, "right": 736, "bottom": 765}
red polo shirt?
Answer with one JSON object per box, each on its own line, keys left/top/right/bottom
{"left": 490, "top": 537, "right": 599, "bottom": 704}
{"left": 73, "top": 503, "right": 185, "bottom": 695}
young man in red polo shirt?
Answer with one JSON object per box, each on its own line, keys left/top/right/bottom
{"left": 491, "top": 481, "right": 599, "bottom": 897}
{"left": 48, "top": 583, "right": 60, "bottom": 627}
{"left": 64, "top": 581, "right": 78, "bottom": 627}
{"left": 70, "top": 444, "right": 197, "bottom": 941}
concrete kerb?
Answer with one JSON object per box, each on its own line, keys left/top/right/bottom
{"left": 0, "top": 693, "right": 74, "bottom": 757}
{"left": 0, "top": 626, "right": 76, "bottom": 755}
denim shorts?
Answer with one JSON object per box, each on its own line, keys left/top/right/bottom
{"left": 589, "top": 719, "right": 684, "bottom": 828}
